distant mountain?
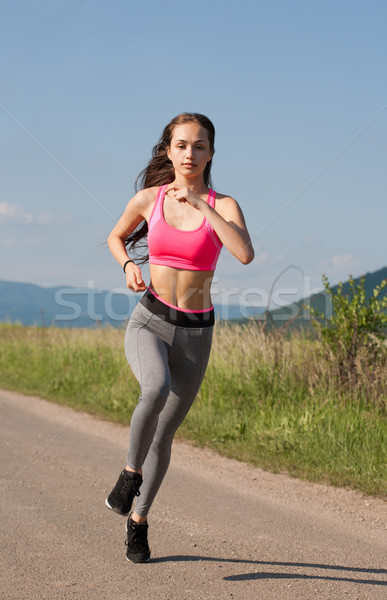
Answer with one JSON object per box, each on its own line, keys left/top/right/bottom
{"left": 2, "top": 268, "right": 385, "bottom": 330}
{"left": 263, "top": 266, "right": 387, "bottom": 330}
{"left": 0, "top": 281, "right": 264, "bottom": 328}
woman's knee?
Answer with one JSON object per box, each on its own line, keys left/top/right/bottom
{"left": 141, "top": 377, "right": 171, "bottom": 412}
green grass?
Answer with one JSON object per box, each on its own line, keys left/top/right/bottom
{"left": 0, "top": 322, "right": 386, "bottom": 496}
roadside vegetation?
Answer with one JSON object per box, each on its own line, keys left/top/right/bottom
{"left": 0, "top": 276, "right": 386, "bottom": 496}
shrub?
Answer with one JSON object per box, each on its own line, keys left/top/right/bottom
{"left": 312, "top": 274, "right": 387, "bottom": 385}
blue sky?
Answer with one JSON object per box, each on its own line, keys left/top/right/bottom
{"left": 1, "top": 0, "right": 386, "bottom": 309}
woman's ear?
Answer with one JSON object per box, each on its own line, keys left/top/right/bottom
{"left": 167, "top": 147, "right": 171, "bottom": 161}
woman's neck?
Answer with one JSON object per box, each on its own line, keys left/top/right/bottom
{"left": 172, "top": 173, "right": 208, "bottom": 194}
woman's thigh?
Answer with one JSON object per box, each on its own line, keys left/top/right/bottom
{"left": 154, "top": 326, "right": 214, "bottom": 439}
{"left": 169, "top": 325, "right": 213, "bottom": 400}
{"left": 125, "top": 318, "right": 171, "bottom": 400}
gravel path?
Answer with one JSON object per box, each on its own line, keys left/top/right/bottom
{"left": 0, "top": 389, "right": 386, "bottom": 599}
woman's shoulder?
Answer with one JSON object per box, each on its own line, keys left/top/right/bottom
{"left": 213, "top": 191, "right": 239, "bottom": 208}
{"left": 135, "top": 186, "right": 160, "bottom": 202}
{"left": 213, "top": 191, "right": 236, "bottom": 201}
{"left": 131, "top": 186, "right": 164, "bottom": 222}
{"left": 131, "top": 186, "right": 160, "bottom": 211}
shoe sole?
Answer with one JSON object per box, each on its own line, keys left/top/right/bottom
{"left": 126, "top": 555, "right": 151, "bottom": 564}
{"left": 104, "top": 497, "right": 129, "bottom": 516}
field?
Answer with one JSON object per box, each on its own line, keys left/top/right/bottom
{"left": 0, "top": 321, "right": 386, "bottom": 496}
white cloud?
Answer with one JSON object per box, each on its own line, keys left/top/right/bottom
{"left": 0, "top": 202, "right": 68, "bottom": 225}
{"left": 2, "top": 235, "right": 43, "bottom": 248}
{"left": 252, "top": 251, "right": 283, "bottom": 265}
{"left": 317, "top": 253, "right": 365, "bottom": 286}
{"left": 255, "top": 251, "right": 269, "bottom": 264}
{"left": 332, "top": 253, "right": 356, "bottom": 268}
{"left": 0, "top": 202, "right": 21, "bottom": 220}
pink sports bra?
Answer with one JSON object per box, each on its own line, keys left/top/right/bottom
{"left": 147, "top": 185, "right": 223, "bottom": 271}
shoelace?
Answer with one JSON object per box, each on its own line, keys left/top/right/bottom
{"left": 126, "top": 523, "right": 149, "bottom": 553}
{"left": 120, "top": 473, "right": 141, "bottom": 498}
{"left": 132, "top": 474, "right": 142, "bottom": 497}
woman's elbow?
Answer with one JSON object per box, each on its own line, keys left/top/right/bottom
{"left": 107, "top": 231, "right": 120, "bottom": 251}
{"left": 239, "top": 246, "right": 255, "bottom": 265}
{"left": 107, "top": 232, "right": 114, "bottom": 249}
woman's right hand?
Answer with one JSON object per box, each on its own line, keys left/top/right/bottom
{"left": 125, "top": 263, "right": 147, "bottom": 293}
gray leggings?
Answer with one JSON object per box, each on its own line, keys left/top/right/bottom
{"left": 124, "top": 301, "right": 213, "bottom": 516}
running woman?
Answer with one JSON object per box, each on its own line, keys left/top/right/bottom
{"left": 106, "top": 112, "right": 254, "bottom": 562}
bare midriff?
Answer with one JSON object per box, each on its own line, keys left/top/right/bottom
{"left": 149, "top": 264, "right": 215, "bottom": 311}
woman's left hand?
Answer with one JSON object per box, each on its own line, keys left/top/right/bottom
{"left": 165, "top": 184, "right": 203, "bottom": 210}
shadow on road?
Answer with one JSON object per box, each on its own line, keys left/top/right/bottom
{"left": 152, "top": 556, "right": 386, "bottom": 586}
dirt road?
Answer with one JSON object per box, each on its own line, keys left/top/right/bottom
{"left": 0, "top": 389, "right": 385, "bottom": 599}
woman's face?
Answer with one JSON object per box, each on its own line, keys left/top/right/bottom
{"left": 167, "top": 122, "right": 212, "bottom": 179}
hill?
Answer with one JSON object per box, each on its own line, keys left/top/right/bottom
{"left": 1, "top": 268, "right": 385, "bottom": 329}
{"left": 0, "top": 281, "right": 264, "bottom": 328}
{"left": 264, "top": 266, "right": 387, "bottom": 330}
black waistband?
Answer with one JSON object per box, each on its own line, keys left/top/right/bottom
{"left": 140, "top": 289, "right": 214, "bottom": 328}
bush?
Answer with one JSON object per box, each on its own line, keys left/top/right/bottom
{"left": 312, "top": 274, "right": 387, "bottom": 385}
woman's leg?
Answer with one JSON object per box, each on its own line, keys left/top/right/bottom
{"left": 134, "top": 325, "right": 213, "bottom": 517}
{"left": 106, "top": 309, "right": 172, "bottom": 518}
{"left": 125, "top": 323, "right": 172, "bottom": 471}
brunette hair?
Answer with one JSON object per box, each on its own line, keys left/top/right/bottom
{"left": 125, "top": 112, "right": 215, "bottom": 264}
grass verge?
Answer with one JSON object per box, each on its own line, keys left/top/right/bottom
{"left": 0, "top": 322, "right": 385, "bottom": 496}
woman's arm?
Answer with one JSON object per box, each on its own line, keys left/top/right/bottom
{"left": 201, "top": 195, "right": 255, "bottom": 264}
{"left": 166, "top": 185, "right": 255, "bottom": 264}
{"left": 107, "top": 188, "right": 155, "bottom": 292}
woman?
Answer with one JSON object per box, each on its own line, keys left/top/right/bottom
{"left": 106, "top": 113, "right": 254, "bottom": 563}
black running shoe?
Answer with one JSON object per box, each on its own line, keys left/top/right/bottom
{"left": 105, "top": 470, "right": 142, "bottom": 516}
{"left": 125, "top": 515, "right": 151, "bottom": 563}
